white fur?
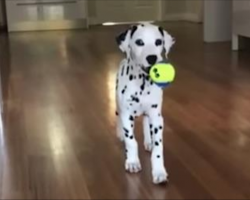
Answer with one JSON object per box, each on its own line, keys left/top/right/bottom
{"left": 115, "top": 23, "right": 174, "bottom": 184}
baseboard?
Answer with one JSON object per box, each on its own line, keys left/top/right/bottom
{"left": 164, "top": 13, "right": 202, "bottom": 23}
{"left": 89, "top": 17, "right": 100, "bottom": 25}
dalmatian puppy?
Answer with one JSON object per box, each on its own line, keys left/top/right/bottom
{"left": 115, "top": 23, "right": 175, "bottom": 184}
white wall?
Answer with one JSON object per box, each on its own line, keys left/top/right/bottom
{"left": 164, "top": 0, "right": 186, "bottom": 15}
{"left": 164, "top": 0, "right": 203, "bottom": 23}
{"left": 204, "top": 0, "right": 232, "bottom": 42}
{"left": 88, "top": 0, "right": 96, "bottom": 19}
{"left": 185, "top": 0, "right": 203, "bottom": 22}
{"left": 163, "top": 0, "right": 232, "bottom": 43}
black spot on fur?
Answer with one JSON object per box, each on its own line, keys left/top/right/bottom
{"left": 121, "top": 86, "right": 127, "bottom": 94}
{"left": 126, "top": 149, "right": 128, "bottom": 153}
{"left": 155, "top": 141, "right": 159, "bottom": 146}
{"left": 159, "top": 126, "right": 163, "bottom": 129}
{"left": 126, "top": 66, "right": 130, "bottom": 75}
{"left": 134, "top": 75, "right": 136, "bottom": 79}
{"left": 115, "top": 111, "right": 119, "bottom": 116}
{"left": 129, "top": 74, "right": 133, "bottom": 81}
{"left": 157, "top": 155, "right": 160, "bottom": 158}
{"left": 160, "top": 139, "right": 162, "bottom": 142}
{"left": 130, "top": 135, "right": 134, "bottom": 140}
{"left": 130, "top": 26, "right": 138, "bottom": 38}
{"left": 131, "top": 95, "right": 140, "bottom": 103}
{"left": 130, "top": 103, "right": 133, "bottom": 106}
{"left": 131, "top": 66, "right": 133, "bottom": 70}
{"left": 123, "top": 128, "right": 129, "bottom": 133}
{"left": 140, "top": 75, "right": 146, "bottom": 91}
{"left": 125, "top": 133, "right": 129, "bottom": 138}
{"left": 150, "top": 131, "right": 153, "bottom": 136}
{"left": 134, "top": 110, "right": 137, "bottom": 114}
{"left": 152, "top": 104, "right": 158, "bottom": 108}
{"left": 158, "top": 26, "right": 164, "bottom": 36}
{"left": 154, "top": 128, "right": 158, "bottom": 134}
{"left": 121, "top": 65, "right": 125, "bottom": 76}
{"left": 147, "top": 91, "right": 150, "bottom": 95}
{"left": 131, "top": 124, "right": 133, "bottom": 128}
{"left": 135, "top": 92, "right": 138, "bottom": 95}
{"left": 150, "top": 81, "right": 154, "bottom": 85}
{"left": 139, "top": 74, "right": 142, "bottom": 79}
{"left": 150, "top": 124, "right": 153, "bottom": 129}
{"left": 129, "top": 115, "right": 134, "bottom": 121}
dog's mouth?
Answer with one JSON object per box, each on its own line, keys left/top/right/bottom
{"left": 141, "top": 66, "right": 151, "bottom": 74}
{"left": 141, "top": 59, "right": 168, "bottom": 74}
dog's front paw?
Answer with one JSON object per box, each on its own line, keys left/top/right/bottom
{"left": 125, "top": 158, "right": 142, "bottom": 173}
{"left": 152, "top": 168, "right": 168, "bottom": 184}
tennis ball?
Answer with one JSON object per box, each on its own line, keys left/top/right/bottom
{"left": 149, "top": 62, "right": 176, "bottom": 88}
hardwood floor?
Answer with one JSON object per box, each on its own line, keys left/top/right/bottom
{"left": 1, "top": 22, "right": 250, "bottom": 199}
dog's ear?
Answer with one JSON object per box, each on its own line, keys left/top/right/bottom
{"left": 159, "top": 26, "right": 175, "bottom": 58}
{"left": 116, "top": 28, "right": 131, "bottom": 53}
{"left": 116, "top": 25, "right": 137, "bottom": 53}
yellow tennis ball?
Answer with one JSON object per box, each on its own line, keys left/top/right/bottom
{"left": 149, "top": 63, "right": 176, "bottom": 87}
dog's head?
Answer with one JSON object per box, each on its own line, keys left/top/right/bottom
{"left": 116, "top": 23, "right": 175, "bottom": 68}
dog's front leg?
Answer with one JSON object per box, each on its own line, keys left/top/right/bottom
{"left": 120, "top": 112, "right": 141, "bottom": 173}
{"left": 143, "top": 115, "right": 153, "bottom": 152}
{"left": 149, "top": 112, "right": 168, "bottom": 184}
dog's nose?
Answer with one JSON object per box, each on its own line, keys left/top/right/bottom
{"left": 146, "top": 55, "right": 157, "bottom": 65}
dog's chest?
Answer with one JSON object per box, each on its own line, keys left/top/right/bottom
{"left": 116, "top": 59, "right": 162, "bottom": 109}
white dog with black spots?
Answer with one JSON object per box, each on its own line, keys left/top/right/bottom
{"left": 115, "top": 23, "right": 175, "bottom": 184}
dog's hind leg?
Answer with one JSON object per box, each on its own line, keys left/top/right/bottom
{"left": 143, "top": 115, "right": 153, "bottom": 152}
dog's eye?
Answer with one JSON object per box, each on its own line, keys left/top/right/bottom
{"left": 135, "top": 39, "right": 144, "bottom": 46}
{"left": 155, "top": 39, "right": 163, "bottom": 46}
